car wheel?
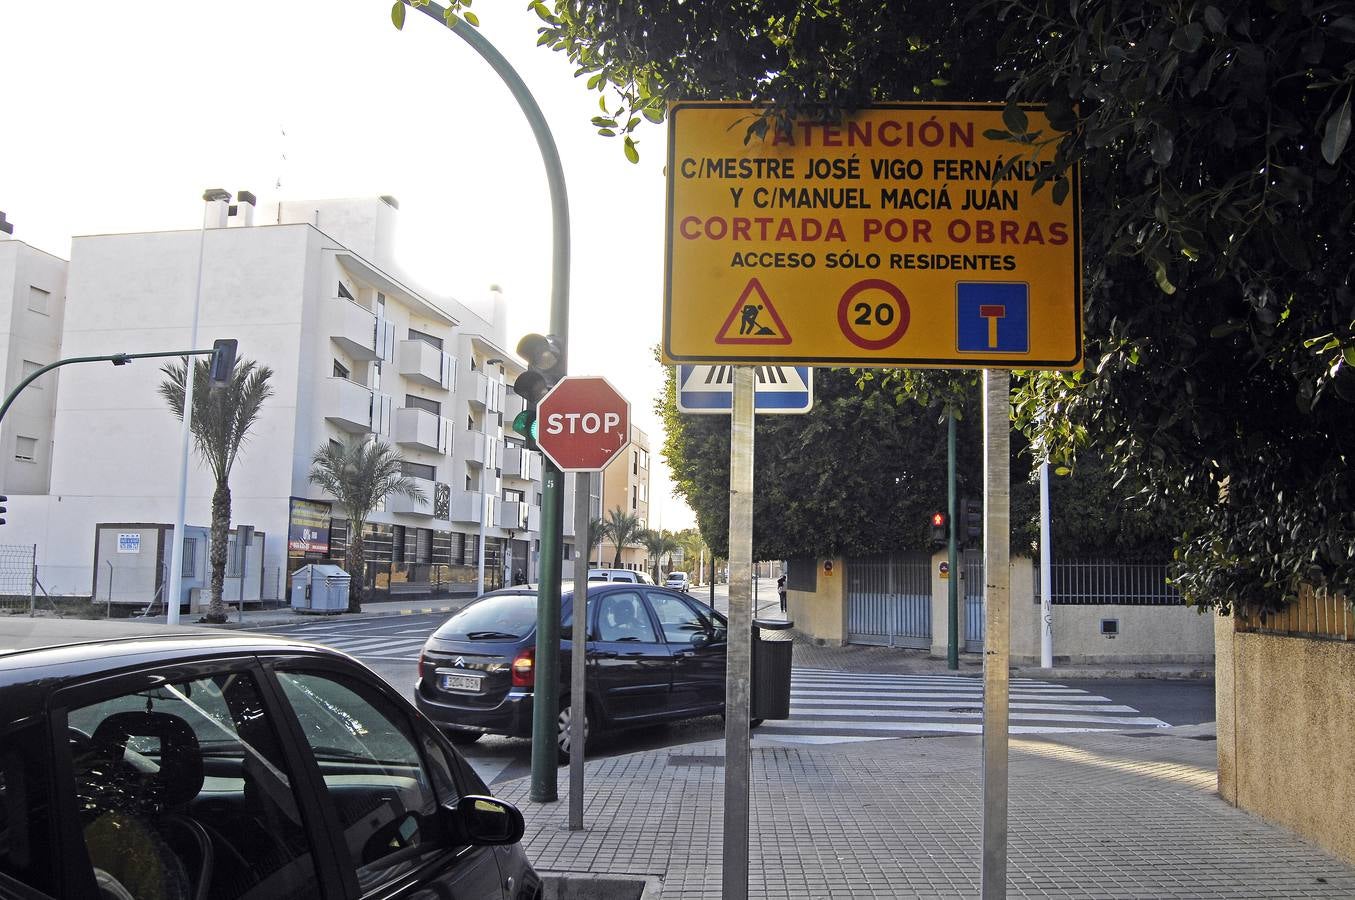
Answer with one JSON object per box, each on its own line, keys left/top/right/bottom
{"left": 556, "top": 702, "right": 591, "bottom": 760}
{"left": 445, "top": 729, "right": 483, "bottom": 746}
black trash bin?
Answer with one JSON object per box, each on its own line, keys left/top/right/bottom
{"left": 751, "top": 618, "right": 794, "bottom": 720}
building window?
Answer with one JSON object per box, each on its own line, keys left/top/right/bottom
{"left": 21, "top": 360, "right": 43, "bottom": 387}
{"left": 631, "top": 485, "right": 638, "bottom": 510}
{"left": 405, "top": 394, "right": 441, "bottom": 416}
{"left": 392, "top": 525, "right": 406, "bottom": 563}
{"left": 328, "top": 439, "right": 343, "bottom": 456}
{"left": 503, "top": 488, "right": 524, "bottom": 504}
{"left": 409, "top": 328, "right": 444, "bottom": 350}
{"left": 400, "top": 461, "right": 436, "bottom": 481}
{"left": 27, "top": 287, "right": 49, "bottom": 315}
{"left": 632, "top": 450, "right": 638, "bottom": 475}
{"left": 376, "top": 291, "right": 386, "bottom": 308}
{"left": 182, "top": 538, "right": 197, "bottom": 577}
{"left": 465, "top": 474, "right": 473, "bottom": 491}
{"left": 638, "top": 449, "right": 649, "bottom": 470}
{"left": 333, "top": 359, "right": 350, "bottom": 379}
{"left": 14, "top": 436, "right": 36, "bottom": 462}
{"left": 337, "top": 282, "right": 355, "bottom": 301}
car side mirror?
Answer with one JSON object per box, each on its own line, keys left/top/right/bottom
{"left": 692, "top": 631, "right": 711, "bottom": 649}
{"left": 444, "top": 795, "right": 525, "bottom": 846}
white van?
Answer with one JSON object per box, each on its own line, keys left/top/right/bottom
{"left": 586, "top": 568, "right": 655, "bottom": 585}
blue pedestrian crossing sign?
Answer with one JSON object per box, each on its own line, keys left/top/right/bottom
{"left": 677, "top": 365, "right": 814, "bottom": 415}
{"left": 956, "top": 282, "right": 1030, "bottom": 354}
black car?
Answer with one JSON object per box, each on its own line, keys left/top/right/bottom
{"left": 0, "top": 619, "right": 540, "bottom": 900}
{"left": 416, "top": 584, "right": 730, "bottom": 755}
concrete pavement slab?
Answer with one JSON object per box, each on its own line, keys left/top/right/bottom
{"left": 499, "top": 726, "right": 1354, "bottom": 898}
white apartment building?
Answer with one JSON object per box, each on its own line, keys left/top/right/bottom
{"left": 6, "top": 194, "right": 591, "bottom": 608}
{"left": 0, "top": 212, "right": 67, "bottom": 495}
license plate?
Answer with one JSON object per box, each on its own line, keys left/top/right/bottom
{"left": 439, "top": 672, "right": 483, "bottom": 693}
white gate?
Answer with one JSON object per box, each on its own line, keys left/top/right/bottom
{"left": 846, "top": 554, "right": 932, "bottom": 648}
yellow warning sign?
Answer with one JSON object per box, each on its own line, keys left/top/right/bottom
{"left": 715, "top": 278, "right": 791, "bottom": 345}
{"left": 661, "top": 102, "right": 1083, "bottom": 370}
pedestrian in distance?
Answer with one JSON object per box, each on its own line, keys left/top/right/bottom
{"left": 777, "top": 573, "right": 787, "bottom": 613}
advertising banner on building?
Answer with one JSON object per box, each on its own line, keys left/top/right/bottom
{"left": 288, "top": 497, "right": 332, "bottom": 555}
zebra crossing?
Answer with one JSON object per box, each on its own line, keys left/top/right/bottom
{"left": 752, "top": 668, "right": 1170, "bottom": 744}
{"left": 261, "top": 623, "right": 429, "bottom": 662}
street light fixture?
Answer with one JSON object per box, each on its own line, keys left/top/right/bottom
{"left": 167, "top": 188, "right": 231, "bottom": 625}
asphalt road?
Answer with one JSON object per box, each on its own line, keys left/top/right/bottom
{"left": 247, "top": 597, "right": 1215, "bottom": 785}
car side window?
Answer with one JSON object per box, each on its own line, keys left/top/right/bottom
{"left": 274, "top": 670, "right": 454, "bottom": 894}
{"left": 65, "top": 671, "right": 320, "bottom": 900}
{"left": 596, "top": 592, "right": 658, "bottom": 642}
{"left": 646, "top": 592, "right": 712, "bottom": 643}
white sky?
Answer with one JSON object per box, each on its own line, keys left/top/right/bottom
{"left": 0, "top": 0, "right": 695, "bottom": 530}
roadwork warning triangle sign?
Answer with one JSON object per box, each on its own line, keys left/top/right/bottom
{"left": 714, "top": 278, "right": 792, "bottom": 345}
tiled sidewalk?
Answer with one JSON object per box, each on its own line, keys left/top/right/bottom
{"left": 498, "top": 726, "right": 1355, "bottom": 898}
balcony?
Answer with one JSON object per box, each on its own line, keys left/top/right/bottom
{"left": 397, "top": 340, "right": 454, "bottom": 391}
{"left": 385, "top": 477, "right": 439, "bottom": 517}
{"left": 394, "top": 407, "right": 452, "bottom": 454}
{"left": 322, "top": 378, "right": 394, "bottom": 435}
{"left": 451, "top": 490, "right": 494, "bottom": 525}
{"left": 467, "top": 371, "right": 505, "bottom": 412}
{"left": 328, "top": 297, "right": 396, "bottom": 362}
{"left": 497, "top": 501, "right": 529, "bottom": 530}
{"left": 501, "top": 446, "right": 542, "bottom": 481}
{"left": 464, "top": 430, "right": 499, "bottom": 469}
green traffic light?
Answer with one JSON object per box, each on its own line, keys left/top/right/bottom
{"left": 512, "top": 410, "right": 539, "bottom": 449}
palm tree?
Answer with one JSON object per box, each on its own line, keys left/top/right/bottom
{"left": 640, "top": 529, "right": 681, "bottom": 583}
{"left": 308, "top": 437, "right": 425, "bottom": 612}
{"left": 159, "top": 357, "right": 274, "bottom": 624}
{"left": 601, "top": 507, "right": 645, "bottom": 568}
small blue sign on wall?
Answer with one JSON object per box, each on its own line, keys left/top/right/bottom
{"left": 956, "top": 282, "right": 1030, "bottom": 354}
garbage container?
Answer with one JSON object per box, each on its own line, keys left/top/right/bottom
{"left": 751, "top": 617, "right": 794, "bottom": 720}
{"left": 290, "top": 564, "right": 351, "bottom": 614}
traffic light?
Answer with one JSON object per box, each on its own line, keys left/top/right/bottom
{"left": 511, "top": 333, "right": 565, "bottom": 451}
{"left": 209, "top": 338, "right": 238, "bottom": 387}
{"left": 963, "top": 497, "right": 982, "bottom": 544}
{"left": 0, "top": 495, "right": 7, "bottom": 526}
{"left": 929, "top": 511, "right": 947, "bottom": 546}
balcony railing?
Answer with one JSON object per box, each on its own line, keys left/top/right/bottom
{"left": 468, "top": 372, "right": 506, "bottom": 412}
{"left": 464, "top": 430, "right": 498, "bottom": 469}
{"left": 397, "top": 340, "right": 454, "bottom": 391}
{"left": 498, "top": 501, "right": 529, "bottom": 530}
{"left": 393, "top": 407, "right": 452, "bottom": 454}
{"left": 501, "top": 446, "right": 542, "bottom": 481}
{"left": 322, "top": 378, "right": 393, "bottom": 435}
{"left": 329, "top": 297, "right": 396, "bottom": 362}
{"left": 385, "top": 477, "right": 439, "bottom": 517}
{"left": 451, "top": 490, "right": 494, "bottom": 525}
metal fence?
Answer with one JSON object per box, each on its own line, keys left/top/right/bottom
{"left": 964, "top": 549, "right": 985, "bottom": 651}
{"left": 0, "top": 545, "right": 36, "bottom": 614}
{"left": 1035, "top": 559, "right": 1181, "bottom": 606}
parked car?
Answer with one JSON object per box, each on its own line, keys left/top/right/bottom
{"left": 586, "top": 568, "right": 655, "bottom": 584}
{"left": 417, "top": 583, "right": 733, "bottom": 756}
{"left": 0, "top": 619, "right": 540, "bottom": 900}
{"left": 665, "top": 571, "right": 691, "bottom": 593}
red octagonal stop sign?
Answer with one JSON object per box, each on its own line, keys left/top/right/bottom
{"left": 536, "top": 376, "right": 631, "bottom": 472}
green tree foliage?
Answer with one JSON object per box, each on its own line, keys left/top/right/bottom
{"left": 159, "top": 357, "right": 274, "bottom": 624}
{"left": 539, "top": 0, "right": 1355, "bottom": 613}
{"left": 640, "top": 529, "right": 681, "bottom": 582}
{"left": 307, "top": 438, "right": 425, "bottom": 612}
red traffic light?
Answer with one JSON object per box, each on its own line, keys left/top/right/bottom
{"left": 931, "top": 512, "right": 946, "bottom": 527}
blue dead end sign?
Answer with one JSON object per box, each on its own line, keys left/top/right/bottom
{"left": 677, "top": 365, "right": 814, "bottom": 414}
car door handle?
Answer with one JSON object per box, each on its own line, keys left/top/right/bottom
{"left": 596, "top": 650, "right": 619, "bottom": 658}
{"left": 674, "top": 650, "right": 696, "bottom": 659}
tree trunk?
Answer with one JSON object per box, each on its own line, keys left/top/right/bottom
{"left": 346, "top": 517, "right": 366, "bottom": 613}
{"left": 204, "top": 480, "right": 231, "bottom": 624}
{"left": 613, "top": 544, "right": 623, "bottom": 568}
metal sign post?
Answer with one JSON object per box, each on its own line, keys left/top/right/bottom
{"left": 569, "top": 472, "right": 591, "bottom": 830}
{"left": 722, "top": 367, "right": 755, "bottom": 900}
{"left": 981, "top": 369, "right": 1011, "bottom": 899}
